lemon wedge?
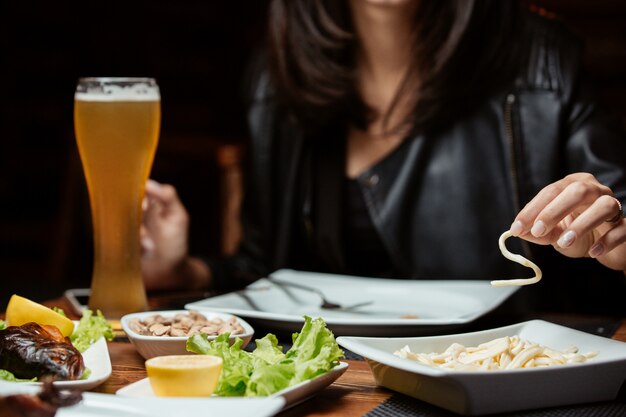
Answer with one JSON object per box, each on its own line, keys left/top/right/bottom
{"left": 5, "top": 294, "right": 75, "bottom": 337}
{"left": 146, "top": 355, "right": 223, "bottom": 397}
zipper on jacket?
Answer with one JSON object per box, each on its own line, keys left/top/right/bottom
{"left": 505, "top": 94, "right": 522, "bottom": 212}
{"left": 504, "top": 93, "right": 533, "bottom": 259}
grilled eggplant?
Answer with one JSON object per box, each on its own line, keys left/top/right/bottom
{"left": 0, "top": 323, "right": 84, "bottom": 380}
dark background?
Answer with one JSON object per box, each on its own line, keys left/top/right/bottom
{"left": 0, "top": 1, "right": 625, "bottom": 309}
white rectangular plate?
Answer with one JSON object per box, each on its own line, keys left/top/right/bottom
{"left": 0, "top": 382, "right": 285, "bottom": 417}
{"left": 116, "top": 361, "right": 348, "bottom": 410}
{"left": 337, "top": 320, "right": 626, "bottom": 415}
{"left": 185, "top": 269, "right": 519, "bottom": 336}
{"left": 16, "top": 327, "right": 112, "bottom": 391}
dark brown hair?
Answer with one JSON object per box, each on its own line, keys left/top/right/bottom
{"left": 267, "top": 0, "right": 527, "bottom": 136}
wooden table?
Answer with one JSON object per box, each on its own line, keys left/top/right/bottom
{"left": 38, "top": 294, "right": 626, "bottom": 417}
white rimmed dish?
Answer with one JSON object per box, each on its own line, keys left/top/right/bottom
{"left": 44, "top": 336, "right": 112, "bottom": 390}
{"left": 17, "top": 321, "right": 112, "bottom": 391}
{"left": 120, "top": 310, "right": 255, "bottom": 359}
{"left": 0, "top": 381, "right": 285, "bottom": 417}
{"left": 116, "top": 361, "right": 348, "bottom": 409}
{"left": 185, "top": 269, "right": 519, "bottom": 336}
{"left": 337, "top": 320, "right": 626, "bottom": 415}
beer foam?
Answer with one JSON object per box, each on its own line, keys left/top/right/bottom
{"left": 75, "top": 83, "right": 160, "bottom": 101}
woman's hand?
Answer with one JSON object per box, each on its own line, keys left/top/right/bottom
{"left": 510, "top": 173, "right": 626, "bottom": 272}
{"left": 141, "top": 180, "right": 209, "bottom": 291}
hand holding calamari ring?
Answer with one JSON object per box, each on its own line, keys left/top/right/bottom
{"left": 508, "top": 173, "right": 626, "bottom": 272}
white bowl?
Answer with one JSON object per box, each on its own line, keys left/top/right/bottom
{"left": 121, "top": 310, "right": 255, "bottom": 359}
{"left": 338, "top": 320, "right": 626, "bottom": 415}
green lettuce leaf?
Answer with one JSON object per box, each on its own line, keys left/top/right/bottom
{"left": 245, "top": 333, "right": 292, "bottom": 396}
{"left": 0, "top": 369, "right": 36, "bottom": 382}
{"left": 187, "top": 333, "right": 253, "bottom": 396}
{"left": 70, "top": 309, "right": 114, "bottom": 352}
{"left": 245, "top": 361, "right": 294, "bottom": 396}
{"left": 287, "top": 316, "right": 344, "bottom": 383}
{"left": 81, "top": 367, "right": 92, "bottom": 380}
{"left": 186, "top": 316, "right": 343, "bottom": 397}
{"left": 52, "top": 306, "right": 67, "bottom": 317}
{"left": 250, "top": 333, "right": 285, "bottom": 365}
{"left": 0, "top": 320, "right": 6, "bottom": 330}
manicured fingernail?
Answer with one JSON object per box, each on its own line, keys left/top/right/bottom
{"left": 531, "top": 220, "right": 546, "bottom": 237}
{"left": 557, "top": 230, "right": 577, "bottom": 248}
{"left": 510, "top": 220, "right": 523, "bottom": 236}
{"left": 589, "top": 242, "right": 604, "bottom": 258}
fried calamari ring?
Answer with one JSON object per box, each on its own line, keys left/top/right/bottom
{"left": 491, "top": 231, "right": 542, "bottom": 287}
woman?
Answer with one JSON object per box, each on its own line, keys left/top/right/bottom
{"left": 142, "top": 0, "right": 626, "bottom": 313}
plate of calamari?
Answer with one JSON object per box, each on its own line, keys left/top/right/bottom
{"left": 337, "top": 319, "right": 626, "bottom": 415}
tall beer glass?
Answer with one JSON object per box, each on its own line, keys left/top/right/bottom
{"left": 74, "top": 78, "right": 160, "bottom": 318}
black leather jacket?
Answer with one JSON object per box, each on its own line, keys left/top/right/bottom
{"left": 209, "top": 16, "right": 626, "bottom": 314}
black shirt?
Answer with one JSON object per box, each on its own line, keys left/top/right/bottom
{"left": 342, "top": 178, "right": 393, "bottom": 277}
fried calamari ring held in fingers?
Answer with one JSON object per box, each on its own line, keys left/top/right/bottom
{"left": 491, "top": 231, "right": 542, "bottom": 287}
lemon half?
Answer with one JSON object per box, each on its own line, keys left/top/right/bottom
{"left": 145, "top": 355, "right": 223, "bottom": 397}
{"left": 5, "top": 294, "right": 75, "bottom": 337}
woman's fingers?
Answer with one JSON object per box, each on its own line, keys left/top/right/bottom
{"left": 140, "top": 225, "right": 155, "bottom": 256}
{"left": 555, "top": 194, "right": 619, "bottom": 249}
{"left": 531, "top": 179, "right": 604, "bottom": 237}
{"left": 511, "top": 177, "right": 570, "bottom": 235}
{"left": 511, "top": 173, "right": 611, "bottom": 239}
{"left": 588, "top": 217, "right": 626, "bottom": 271}
{"left": 509, "top": 172, "right": 626, "bottom": 270}
{"left": 146, "top": 180, "right": 187, "bottom": 219}
{"left": 145, "top": 178, "right": 162, "bottom": 196}
{"left": 589, "top": 217, "right": 626, "bottom": 259}
{"left": 144, "top": 179, "right": 188, "bottom": 221}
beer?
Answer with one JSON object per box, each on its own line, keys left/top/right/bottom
{"left": 74, "top": 78, "right": 160, "bottom": 318}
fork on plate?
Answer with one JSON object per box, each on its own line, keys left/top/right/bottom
{"left": 267, "top": 278, "right": 373, "bottom": 311}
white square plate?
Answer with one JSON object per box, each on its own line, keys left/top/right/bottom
{"left": 337, "top": 320, "right": 626, "bottom": 415}
{"left": 116, "top": 361, "right": 348, "bottom": 410}
{"left": 185, "top": 269, "right": 519, "bottom": 336}
{"left": 0, "top": 381, "right": 285, "bottom": 417}
{"left": 16, "top": 322, "right": 112, "bottom": 391}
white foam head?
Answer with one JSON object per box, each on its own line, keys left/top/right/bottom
{"left": 75, "top": 78, "right": 160, "bottom": 101}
